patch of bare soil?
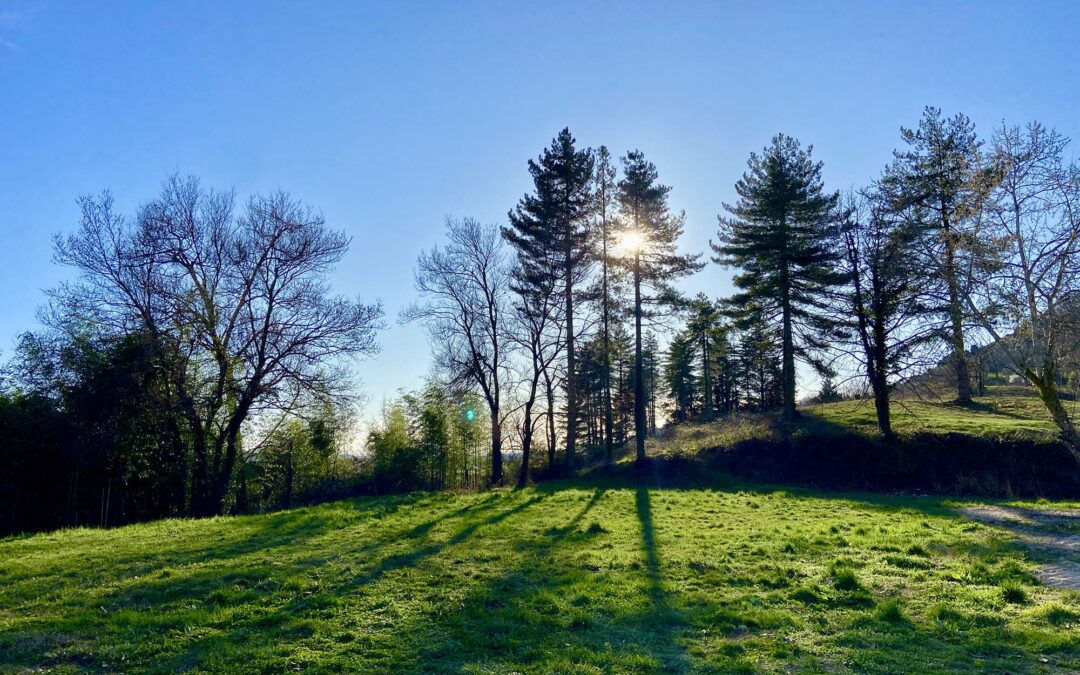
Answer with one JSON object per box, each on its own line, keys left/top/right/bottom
{"left": 960, "top": 505, "right": 1080, "bottom": 590}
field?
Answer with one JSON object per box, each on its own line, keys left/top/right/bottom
{"left": 2, "top": 393, "right": 1079, "bottom": 673}
{"left": 2, "top": 473, "right": 1079, "bottom": 673}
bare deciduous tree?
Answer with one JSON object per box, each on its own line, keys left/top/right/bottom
{"left": 967, "top": 122, "right": 1080, "bottom": 457}
{"left": 404, "top": 218, "right": 514, "bottom": 484}
{"left": 508, "top": 258, "right": 564, "bottom": 487}
{"left": 838, "top": 192, "right": 936, "bottom": 438}
{"left": 51, "top": 176, "right": 384, "bottom": 515}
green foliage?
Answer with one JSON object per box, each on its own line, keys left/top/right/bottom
{"left": 367, "top": 382, "right": 490, "bottom": 492}
{"left": 243, "top": 410, "right": 351, "bottom": 512}
{"left": 504, "top": 127, "right": 595, "bottom": 293}
{"left": 714, "top": 134, "right": 845, "bottom": 416}
{"left": 663, "top": 330, "right": 698, "bottom": 422}
{"left": 879, "top": 107, "right": 999, "bottom": 404}
{"left": 816, "top": 375, "right": 843, "bottom": 404}
{"left": 1, "top": 331, "right": 186, "bottom": 535}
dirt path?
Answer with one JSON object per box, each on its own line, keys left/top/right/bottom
{"left": 959, "top": 504, "right": 1080, "bottom": 590}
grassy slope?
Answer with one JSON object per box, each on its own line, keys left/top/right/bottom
{"left": 805, "top": 392, "right": 1063, "bottom": 439}
{"left": 2, "top": 476, "right": 1079, "bottom": 673}
{"left": 646, "top": 390, "right": 1065, "bottom": 464}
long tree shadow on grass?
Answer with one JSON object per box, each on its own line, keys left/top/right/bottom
{"left": 382, "top": 485, "right": 698, "bottom": 673}
{"left": 152, "top": 493, "right": 549, "bottom": 670}
{"left": 5, "top": 473, "right": 1077, "bottom": 672}
{"left": 0, "top": 490, "right": 449, "bottom": 590}
{"left": 634, "top": 485, "right": 693, "bottom": 672}
{"left": 0, "top": 491, "right": 518, "bottom": 670}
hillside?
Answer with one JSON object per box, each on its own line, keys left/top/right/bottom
{"left": 640, "top": 390, "right": 1080, "bottom": 498}
{"left": 2, "top": 471, "right": 1079, "bottom": 673}
{"left": 646, "top": 389, "right": 1063, "bottom": 458}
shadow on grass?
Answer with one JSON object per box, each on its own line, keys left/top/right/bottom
{"left": 370, "top": 486, "right": 697, "bottom": 672}
{"left": 4, "top": 478, "right": 1076, "bottom": 672}
{"left": 0, "top": 490, "right": 529, "bottom": 669}
{"left": 634, "top": 485, "right": 692, "bottom": 672}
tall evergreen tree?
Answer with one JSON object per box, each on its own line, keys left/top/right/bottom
{"left": 504, "top": 128, "right": 594, "bottom": 469}
{"left": 713, "top": 134, "right": 844, "bottom": 420}
{"left": 879, "top": 107, "right": 998, "bottom": 404}
{"left": 686, "top": 294, "right": 722, "bottom": 419}
{"left": 591, "top": 145, "right": 622, "bottom": 464}
{"left": 664, "top": 330, "right": 698, "bottom": 422}
{"left": 617, "top": 151, "right": 703, "bottom": 462}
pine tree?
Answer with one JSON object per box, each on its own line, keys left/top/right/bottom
{"left": 713, "top": 134, "right": 844, "bottom": 420}
{"left": 591, "top": 146, "right": 622, "bottom": 464}
{"left": 643, "top": 331, "right": 661, "bottom": 434}
{"left": 816, "top": 375, "right": 842, "bottom": 403}
{"left": 504, "top": 129, "right": 594, "bottom": 469}
{"left": 617, "top": 150, "right": 703, "bottom": 463}
{"left": 879, "top": 107, "right": 998, "bottom": 404}
{"left": 664, "top": 330, "right": 698, "bottom": 422}
{"left": 709, "top": 323, "right": 737, "bottom": 413}
{"left": 686, "top": 294, "right": 722, "bottom": 419}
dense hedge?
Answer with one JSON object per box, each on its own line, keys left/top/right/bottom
{"left": 704, "top": 431, "right": 1080, "bottom": 498}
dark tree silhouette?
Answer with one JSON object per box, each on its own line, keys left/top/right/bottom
{"left": 51, "top": 176, "right": 383, "bottom": 515}
{"left": 617, "top": 150, "right": 703, "bottom": 462}
{"left": 713, "top": 134, "right": 844, "bottom": 420}
{"left": 504, "top": 129, "right": 594, "bottom": 469}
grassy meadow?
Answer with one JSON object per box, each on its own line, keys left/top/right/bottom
{"left": 2, "top": 474, "right": 1079, "bottom": 673}
{"left": 2, "top": 392, "right": 1079, "bottom": 673}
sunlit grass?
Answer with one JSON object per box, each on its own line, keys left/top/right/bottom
{"left": 645, "top": 413, "right": 775, "bottom": 459}
{"left": 644, "top": 390, "right": 1062, "bottom": 463}
{"left": 1, "top": 478, "right": 1077, "bottom": 672}
{"left": 806, "top": 393, "right": 1059, "bottom": 439}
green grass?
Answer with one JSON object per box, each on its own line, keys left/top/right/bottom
{"left": 643, "top": 389, "right": 1065, "bottom": 465}
{"left": 2, "top": 476, "right": 1078, "bottom": 673}
{"left": 804, "top": 393, "right": 1062, "bottom": 439}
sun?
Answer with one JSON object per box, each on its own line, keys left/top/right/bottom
{"left": 616, "top": 230, "right": 646, "bottom": 256}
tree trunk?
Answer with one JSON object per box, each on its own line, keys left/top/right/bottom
{"left": 543, "top": 369, "right": 556, "bottom": 473}
{"left": 633, "top": 253, "right": 647, "bottom": 464}
{"left": 490, "top": 411, "right": 503, "bottom": 485}
{"left": 517, "top": 400, "right": 534, "bottom": 488}
{"left": 872, "top": 374, "right": 893, "bottom": 439}
{"left": 1028, "top": 364, "right": 1080, "bottom": 461}
{"left": 602, "top": 305, "right": 614, "bottom": 465}
{"left": 780, "top": 283, "right": 797, "bottom": 420}
{"left": 701, "top": 332, "right": 713, "bottom": 420}
{"left": 942, "top": 212, "right": 971, "bottom": 404}
{"left": 565, "top": 270, "right": 577, "bottom": 469}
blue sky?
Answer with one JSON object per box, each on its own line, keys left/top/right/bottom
{"left": 1, "top": 1, "right": 1078, "bottom": 412}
